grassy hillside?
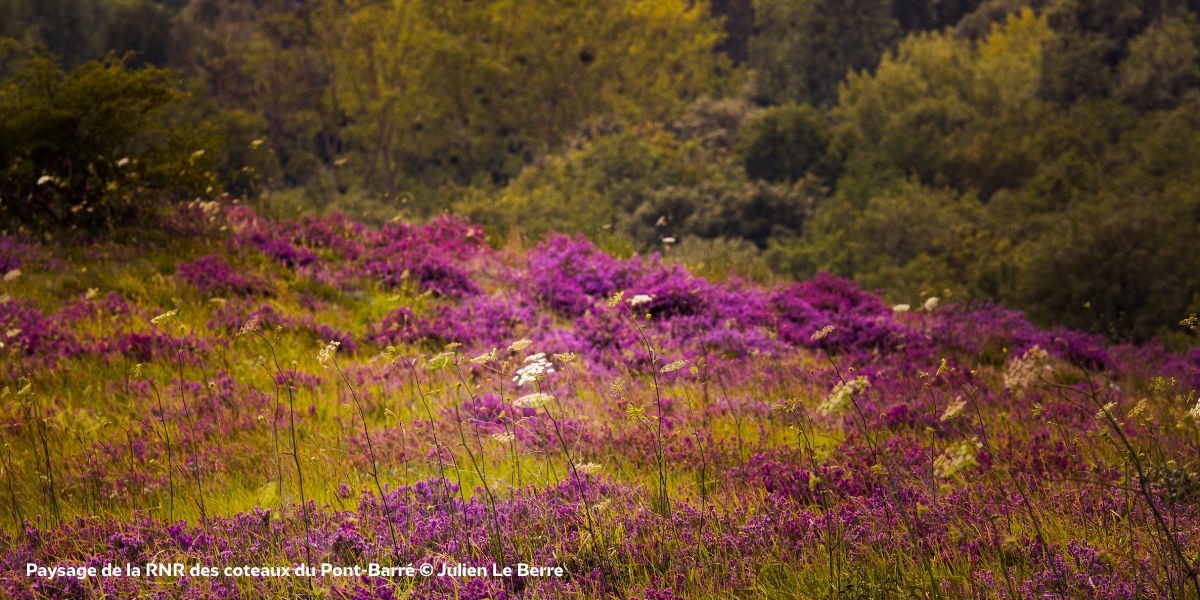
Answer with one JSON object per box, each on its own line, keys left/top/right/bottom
{"left": 0, "top": 203, "right": 1198, "bottom": 597}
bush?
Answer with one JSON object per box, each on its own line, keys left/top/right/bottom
{"left": 0, "top": 42, "right": 220, "bottom": 232}
{"left": 737, "top": 103, "right": 834, "bottom": 184}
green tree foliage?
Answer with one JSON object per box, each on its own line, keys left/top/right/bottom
{"left": 0, "top": 43, "right": 220, "bottom": 231}
{"left": 748, "top": 0, "right": 900, "bottom": 106}
{"left": 330, "top": 0, "right": 734, "bottom": 196}
{"left": 1039, "top": 0, "right": 1200, "bottom": 105}
{"left": 627, "top": 178, "right": 822, "bottom": 249}
{"left": 0, "top": 0, "right": 107, "bottom": 67}
{"left": 174, "top": 0, "right": 338, "bottom": 191}
{"left": 831, "top": 9, "right": 1052, "bottom": 200}
{"left": 782, "top": 8, "right": 1200, "bottom": 340}
{"left": 737, "top": 103, "right": 833, "bottom": 183}
{"left": 455, "top": 123, "right": 725, "bottom": 241}
{"left": 1114, "top": 16, "right": 1200, "bottom": 110}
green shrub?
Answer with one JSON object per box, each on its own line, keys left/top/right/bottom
{"left": 0, "top": 42, "right": 220, "bottom": 232}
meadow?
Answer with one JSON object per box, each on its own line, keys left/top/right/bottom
{"left": 0, "top": 201, "right": 1196, "bottom": 598}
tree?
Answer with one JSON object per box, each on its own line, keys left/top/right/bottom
{"left": 737, "top": 103, "right": 833, "bottom": 183}
{"left": 748, "top": 0, "right": 900, "bottom": 106}
{"left": 332, "top": 0, "right": 733, "bottom": 197}
{"left": 1115, "top": 17, "right": 1200, "bottom": 110}
{"left": 830, "top": 9, "right": 1052, "bottom": 200}
{"left": 0, "top": 43, "right": 219, "bottom": 231}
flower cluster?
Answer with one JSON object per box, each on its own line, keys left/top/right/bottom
{"left": 513, "top": 352, "right": 555, "bottom": 387}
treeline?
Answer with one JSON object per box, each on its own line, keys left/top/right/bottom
{"left": 2, "top": 0, "right": 1198, "bottom": 344}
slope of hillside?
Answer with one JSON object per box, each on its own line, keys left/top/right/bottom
{"left": 1, "top": 203, "right": 1199, "bottom": 597}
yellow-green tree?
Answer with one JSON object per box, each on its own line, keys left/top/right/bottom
{"left": 331, "top": 0, "right": 734, "bottom": 197}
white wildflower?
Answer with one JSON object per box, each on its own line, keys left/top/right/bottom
{"left": 150, "top": 309, "right": 177, "bottom": 326}
{"left": 507, "top": 338, "right": 533, "bottom": 352}
{"left": 661, "top": 237, "right": 677, "bottom": 244}
{"left": 3, "top": 269, "right": 21, "bottom": 282}
{"left": 661, "top": 359, "right": 687, "bottom": 373}
{"left": 1096, "top": 401, "right": 1117, "bottom": 421}
{"left": 574, "top": 462, "right": 603, "bottom": 476}
{"left": 513, "top": 392, "right": 553, "bottom": 409}
{"left": 609, "top": 378, "right": 627, "bottom": 400}
{"left": 923, "top": 296, "right": 940, "bottom": 311}
{"left": 470, "top": 348, "right": 497, "bottom": 364}
{"left": 810, "top": 324, "right": 836, "bottom": 342}
{"left": 1003, "top": 345, "right": 1050, "bottom": 391}
{"left": 36, "top": 175, "right": 55, "bottom": 186}
{"left": 513, "top": 353, "right": 554, "bottom": 387}
{"left": 934, "top": 437, "right": 982, "bottom": 479}
{"left": 629, "top": 294, "right": 654, "bottom": 307}
{"left": 1188, "top": 398, "right": 1200, "bottom": 421}
{"left": 116, "top": 157, "right": 130, "bottom": 167}
{"left": 237, "top": 314, "right": 261, "bottom": 337}
{"left": 317, "top": 340, "right": 341, "bottom": 365}
{"left": 85, "top": 288, "right": 99, "bottom": 300}
{"left": 5, "top": 329, "right": 19, "bottom": 339}
{"left": 892, "top": 303, "right": 911, "bottom": 313}
{"left": 491, "top": 431, "right": 516, "bottom": 444}
{"left": 817, "top": 376, "right": 870, "bottom": 416}
{"left": 941, "top": 396, "right": 967, "bottom": 422}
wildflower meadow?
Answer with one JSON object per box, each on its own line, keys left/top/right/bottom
{"left": 1, "top": 202, "right": 1198, "bottom": 598}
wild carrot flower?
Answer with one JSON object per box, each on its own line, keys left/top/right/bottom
{"left": 661, "top": 359, "right": 687, "bottom": 373}
{"left": 892, "top": 303, "right": 911, "bottom": 313}
{"left": 491, "top": 432, "right": 516, "bottom": 443}
{"left": 317, "top": 340, "right": 341, "bottom": 365}
{"left": 810, "top": 325, "right": 835, "bottom": 342}
{"left": 629, "top": 294, "right": 654, "bottom": 307}
{"left": 237, "top": 314, "right": 261, "bottom": 337}
{"left": 923, "top": 296, "right": 940, "bottom": 311}
{"left": 507, "top": 338, "right": 532, "bottom": 352}
{"left": 935, "top": 439, "right": 981, "bottom": 479}
{"left": 470, "top": 348, "right": 497, "bottom": 364}
{"left": 934, "top": 437, "right": 982, "bottom": 479}
{"left": 941, "top": 396, "right": 966, "bottom": 422}
{"left": 514, "top": 392, "right": 553, "bottom": 409}
{"left": 574, "top": 462, "right": 603, "bottom": 476}
{"left": 3, "top": 269, "right": 21, "bottom": 282}
{"left": 609, "top": 377, "right": 627, "bottom": 400}
{"left": 1004, "top": 345, "right": 1050, "bottom": 391}
{"left": 817, "top": 376, "right": 870, "bottom": 416}
{"left": 150, "top": 309, "right": 178, "bottom": 326}
{"left": 513, "top": 353, "right": 554, "bottom": 386}
{"left": 1188, "top": 398, "right": 1200, "bottom": 420}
